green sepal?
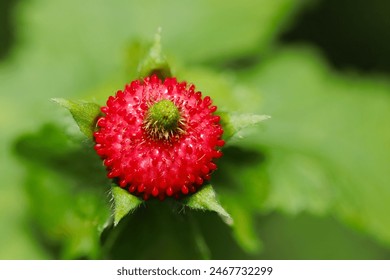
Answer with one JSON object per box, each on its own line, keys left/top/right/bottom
{"left": 52, "top": 98, "right": 101, "bottom": 138}
{"left": 111, "top": 185, "right": 143, "bottom": 226}
{"left": 220, "top": 112, "right": 270, "bottom": 142}
{"left": 182, "top": 184, "right": 233, "bottom": 226}
{"left": 137, "top": 29, "right": 172, "bottom": 79}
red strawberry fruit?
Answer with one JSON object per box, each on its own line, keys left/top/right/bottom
{"left": 94, "top": 75, "right": 224, "bottom": 200}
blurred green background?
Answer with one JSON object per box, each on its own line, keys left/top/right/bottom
{"left": 1, "top": 0, "right": 390, "bottom": 259}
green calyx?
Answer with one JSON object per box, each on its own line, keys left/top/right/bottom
{"left": 144, "top": 99, "right": 185, "bottom": 140}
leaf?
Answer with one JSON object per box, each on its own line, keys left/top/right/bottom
{"left": 240, "top": 47, "right": 390, "bottom": 247}
{"left": 264, "top": 152, "right": 334, "bottom": 215}
{"left": 182, "top": 185, "right": 233, "bottom": 226}
{"left": 220, "top": 112, "right": 270, "bottom": 142}
{"left": 257, "top": 213, "right": 390, "bottom": 259}
{"left": 137, "top": 29, "right": 172, "bottom": 79}
{"left": 111, "top": 186, "right": 143, "bottom": 226}
{"left": 14, "top": 124, "right": 111, "bottom": 259}
{"left": 52, "top": 98, "right": 101, "bottom": 138}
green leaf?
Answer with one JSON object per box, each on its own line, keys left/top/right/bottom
{"left": 137, "top": 29, "right": 172, "bottom": 79}
{"left": 220, "top": 112, "right": 270, "bottom": 142}
{"left": 14, "top": 124, "right": 111, "bottom": 259}
{"left": 182, "top": 185, "right": 233, "bottom": 226}
{"left": 240, "top": 47, "right": 390, "bottom": 247}
{"left": 111, "top": 186, "right": 143, "bottom": 226}
{"left": 257, "top": 213, "right": 390, "bottom": 259}
{"left": 52, "top": 98, "right": 101, "bottom": 138}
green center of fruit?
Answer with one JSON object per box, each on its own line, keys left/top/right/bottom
{"left": 144, "top": 99, "right": 185, "bottom": 140}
